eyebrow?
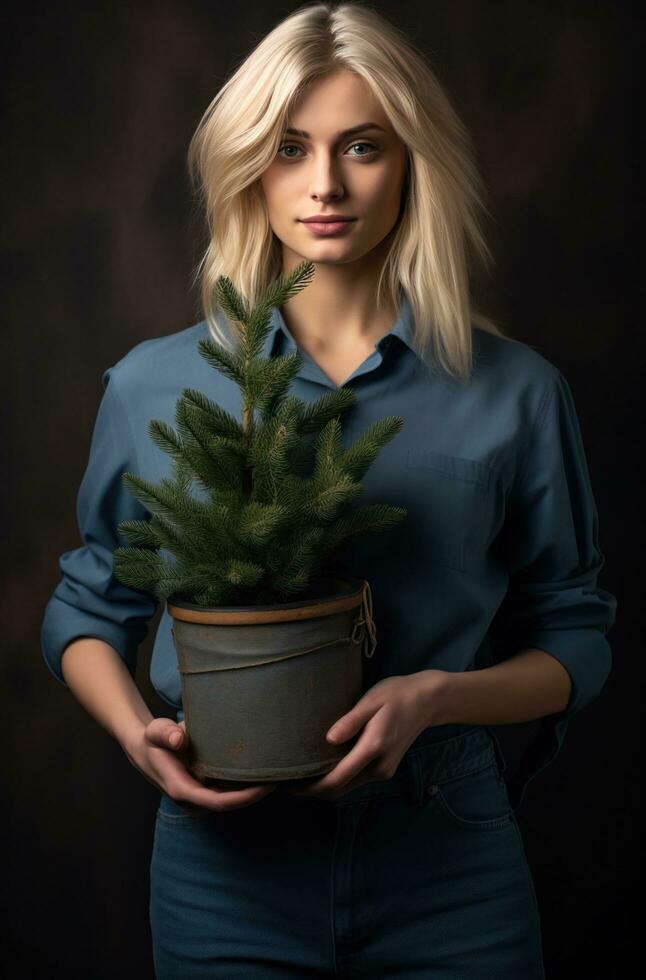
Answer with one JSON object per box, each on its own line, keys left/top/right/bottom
{"left": 283, "top": 122, "right": 387, "bottom": 139}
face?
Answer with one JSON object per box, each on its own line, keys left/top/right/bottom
{"left": 259, "top": 70, "right": 409, "bottom": 268}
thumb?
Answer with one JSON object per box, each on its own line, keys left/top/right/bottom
{"left": 327, "top": 700, "right": 373, "bottom": 743}
{"left": 145, "top": 717, "right": 187, "bottom": 751}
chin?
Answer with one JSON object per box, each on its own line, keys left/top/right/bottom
{"left": 303, "top": 252, "right": 360, "bottom": 267}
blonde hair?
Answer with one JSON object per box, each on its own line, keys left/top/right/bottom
{"left": 187, "top": 1, "right": 509, "bottom": 382}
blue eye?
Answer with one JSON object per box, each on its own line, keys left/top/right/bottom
{"left": 278, "top": 144, "right": 301, "bottom": 159}
{"left": 277, "top": 141, "right": 378, "bottom": 160}
{"left": 348, "top": 142, "right": 377, "bottom": 157}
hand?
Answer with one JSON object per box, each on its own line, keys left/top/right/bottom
{"left": 122, "top": 718, "right": 277, "bottom": 814}
{"left": 284, "top": 671, "right": 447, "bottom": 802}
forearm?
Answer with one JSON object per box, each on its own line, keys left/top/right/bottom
{"left": 431, "top": 647, "right": 573, "bottom": 726}
{"left": 61, "top": 637, "right": 153, "bottom": 749}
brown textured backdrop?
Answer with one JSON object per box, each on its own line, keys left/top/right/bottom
{"left": 4, "top": 2, "right": 638, "bottom": 977}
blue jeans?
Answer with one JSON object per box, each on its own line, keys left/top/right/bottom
{"left": 150, "top": 724, "right": 545, "bottom": 978}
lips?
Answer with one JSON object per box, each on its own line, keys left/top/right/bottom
{"left": 300, "top": 218, "right": 355, "bottom": 223}
{"left": 299, "top": 217, "right": 357, "bottom": 236}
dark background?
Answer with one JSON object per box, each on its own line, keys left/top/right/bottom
{"left": 5, "top": 1, "right": 639, "bottom": 976}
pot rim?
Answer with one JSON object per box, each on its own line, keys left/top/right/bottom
{"left": 167, "top": 575, "right": 367, "bottom": 626}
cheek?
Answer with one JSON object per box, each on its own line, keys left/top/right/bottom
{"left": 361, "top": 172, "right": 404, "bottom": 221}
{"left": 259, "top": 171, "right": 287, "bottom": 214}
{"left": 261, "top": 193, "right": 290, "bottom": 233}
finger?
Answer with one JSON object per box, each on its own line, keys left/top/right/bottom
{"left": 321, "top": 757, "right": 387, "bottom": 800}
{"left": 291, "top": 745, "right": 378, "bottom": 797}
{"left": 170, "top": 770, "right": 277, "bottom": 811}
{"left": 145, "top": 717, "right": 186, "bottom": 751}
{"left": 325, "top": 773, "right": 375, "bottom": 801}
{"left": 291, "top": 770, "right": 370, "bottom": 800}
{"left": 146, "top": 719, "right": 279, "bottom": 808}
{"left": 145, "top": 727, "right": 276, "bottom": 809}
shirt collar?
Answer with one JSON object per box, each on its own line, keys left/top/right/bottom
{"left": 261, "top": 292, "right": 417, "bottom": 360}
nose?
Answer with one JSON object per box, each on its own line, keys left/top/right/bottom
{"left": 308, "top": 151, "right": 345, "bottom": 201}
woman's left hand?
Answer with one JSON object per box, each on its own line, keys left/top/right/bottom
{"left": 284, "top": 670, "right": 448, "bottom": 801}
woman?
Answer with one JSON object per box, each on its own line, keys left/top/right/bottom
{"left": 41, "top": 3, "right": 617, "bottom": 977}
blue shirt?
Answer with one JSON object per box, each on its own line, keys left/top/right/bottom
{"left": 40, "top": 296, "right": 617, "bottom": 810}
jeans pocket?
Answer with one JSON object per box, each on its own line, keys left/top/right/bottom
{"left": 428, "top": 761, "right": 514, "bottom": 831}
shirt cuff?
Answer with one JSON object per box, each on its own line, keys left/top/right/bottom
{"left": 503, "top": 626, "right": 612, "bottom": 811}
{"left": 41, "top": 596, "right": 144, "bottom": 687}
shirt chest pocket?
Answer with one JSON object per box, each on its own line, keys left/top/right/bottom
{"left": 401, "top": 449, "right": 496, "bottom": 573}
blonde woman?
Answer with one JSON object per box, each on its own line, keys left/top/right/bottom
{"left": 42, "top": 3, "right": 617, "bottom": 977}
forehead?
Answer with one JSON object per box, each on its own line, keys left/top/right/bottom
{"left": 288, "top": 70, "right": 391, "bottom": 131}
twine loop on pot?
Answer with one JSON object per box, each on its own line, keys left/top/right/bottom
{"left": 351, "top": 579, "right": 377, "bottom": 659}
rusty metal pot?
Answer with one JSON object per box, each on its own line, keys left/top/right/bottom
{"left": 167, "top": 576, "right": 376, "bottom": 785}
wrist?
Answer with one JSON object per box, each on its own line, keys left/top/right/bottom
{"left": 416, "top": 668, "right": 461, "bottom": 727}
{"left": 437, "top": 669, "right": 465, "bottom": 726}
{"left": 116, "top": 718, "right": 150, "bottom": 758}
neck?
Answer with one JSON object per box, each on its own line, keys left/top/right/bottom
{"left": 278, "top": 246, "right": 399, "bottom": 351}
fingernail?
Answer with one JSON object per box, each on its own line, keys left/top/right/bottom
{"left": 169, "top": 731, "right": 182, "bottom": 746}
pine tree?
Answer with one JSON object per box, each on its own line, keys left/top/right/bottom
{"left": 113, "top": 260, "right": 407, "bottom": 607}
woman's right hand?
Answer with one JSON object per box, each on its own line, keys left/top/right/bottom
{"left": 123, "top": 717, "right": 277, "bottom": 814}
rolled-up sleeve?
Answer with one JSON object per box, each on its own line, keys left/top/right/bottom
{"left": 489, "top": 369, "right": 618, "bottom": 811}
{"left": 41, "top": 365, "right": 158, "bottom": 687}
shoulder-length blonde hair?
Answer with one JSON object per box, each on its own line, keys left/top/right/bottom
{"left": 187, "top": 1, "right": 508, "bottom": 382}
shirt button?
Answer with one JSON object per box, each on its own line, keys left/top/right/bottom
{"left": 427, "top": 784, "right": 439, "bottom": 796}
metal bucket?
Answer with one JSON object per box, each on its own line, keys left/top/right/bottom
{"left": 167, "top": 576, "right": 377, "bottom": 785}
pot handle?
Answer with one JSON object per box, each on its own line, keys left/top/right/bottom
{"left": 351, "top": 580, "right": 377, "bottom": 658}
